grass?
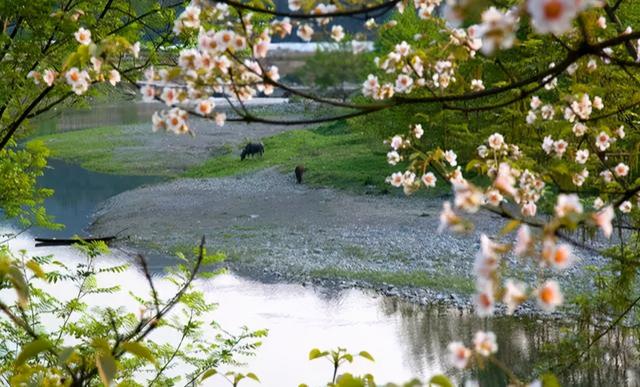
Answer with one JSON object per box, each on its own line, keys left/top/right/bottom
{"left": 184, "top": 120, "right": 398, "bottom": 194}
{"left": 29, "top": 126, "right": 140, "bottom": 174}
{"left": 185, "top": 120, "right": 452, "bottom": 196}
{"left": 309, "top": 267, "right": 475, "bottom": 295}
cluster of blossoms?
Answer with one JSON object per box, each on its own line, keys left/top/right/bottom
{"left": 28, "top": 27, "right": 130, "bottom": 96}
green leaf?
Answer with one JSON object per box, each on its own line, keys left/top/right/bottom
{"left": 500, "top": 219, "right": 521, "bottom": 236}
{"left": 121, "top": 342, "right": 155, "bottom": 364}
{"left": 428, "top": 374, "right": 454, "bottom": 387}
{"left": 358, "top": 351, "right": 374, "bottom": 362}
{"left": 309, "top": 348, "right": 327, "bottom": 360}
{"left": 201, "top": 369, "right": 217, "bottom": 381}
{"left": 246, "top": 372, "right": 260, "bottom": 382}
{"left": 15, "top": 338, "right": 52, "bottom": 366}
{"left": 96, "top": 352, "right": 117, "bottom": 387}
{"left": 541, "top": 373, "right": 561, "bottom": 387}
{"left": 26, "top": 260, "right": 46, "bottom": 278}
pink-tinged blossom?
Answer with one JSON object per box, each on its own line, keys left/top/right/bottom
{"left": 614, "top": 163, "right": 629, "bottom": 177}
{"left": 390, "top": 135, "right": 403, "bottom": 150}
{"left": 43, "top": 69, "right": 57, "bottom": 87}
{"left": 527, "top": 0, "right": 578, "bottom": 35}
{"left": 412, "top": 124, "right": 424, "bottom": 138}
{"left": 215, "top": 112, "right": 226, "bottom": 127}
{"left": 542, "top": 136, "right": 554, "bottom": 154}
{"left": 488, "top": 133, "right": 504, "bottom": 150}
{"left": 575, "top": 149, "right": 589, "bottom": 164}
{"left": 485, "top": 189, "right": 503, "bottom": 206}
{"left": 395, "top": 74, "right": 414, "bottom": 93}
{"left": 389, "top": 172, "right": 404, "bottom": 187}
{"left": 196, "top": 98, "right": 215, "bottom": 116}
{"left": 593, "top": 197, "right": 605, "bottom": 210}
{"left": 619, "top": 201, "right": 633, "bottom": 213}
{"left": 473, "top": 331, "right": 498, "bottom": 356}
{"left": 447, "top": 342, "right": 471, "bottom": 369}
{"left": 151, "top": 111, "right": 165, "bottom": 132}
{"left": 297, "top": 24, "right": 314, "bottom": 42}
{"left": 553, "top": 139, "right": 568, "bottom": 157}
{"left": 531, "top": 96, "right": 542, "bottom": 109}
{"left": 503, "top": 279, "right": 526, "bottom": 315}
{"left": 474, "top": 282, "right": 495, "bottom": 317}
{"left": 514, "top": 225, "right": 532, "bottom": 256}
{"left": 74, "top": 27, "right": 92, "bottom": 45}
{"left": 141, "top": 85, "right": 156, "bottom": 102}
{"left": 108, "top": 70, "right": 120, "bottom": 86}
{"left": 476, "top": 7, "right": 518, "bottom": 55}
{"left": 600, "top": 169, "right": 613, "bottom": 183}
{"left": 438, "top": 201, "right": 463, "bottom": 233}
{"left": 572, "top": 122, "right": 587, "bottom": 137}
{"left": 593, "top": 205, "right": 614, "bottom": 238}
{"left": 444, "top": 150, "right": 458, "bottom": 167}
{"left": 521, "top": 201, "right": 537, "bottom": 217}
{"left": 595, "top": 131, "right": 610, "bottom": 151}
{"left": 593, "top": 96, "right": 604, "bottom": 110}
{"left": 422, "top": 172, "right": 437, "bottom": 187}
{"left": 555, "top": 193, "right": 583, "bottom": 217}
{"left": 331, "top": 25, "right": 345, "bottom": 42}
{"left": 387, "top": 151, "right": 400, "bottom": 165}
{"left": 597, "top": 16, "right": 607, "bottom": 29}
{"left": 494, "top": 163, "right": 517, "bottom": 196}
{"left": 536, "top": 280, "right": 563, "bottom": 312}
{"left": 541, "top": 104, "right": 555, "bottom": 120}
{"left": 160, "top": 88, "right": 178, "bottom": 106}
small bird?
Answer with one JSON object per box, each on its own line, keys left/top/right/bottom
{"left": 294, "top": 165, "right": 305, "bottom": 184}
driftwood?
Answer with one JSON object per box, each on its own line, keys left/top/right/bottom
{"left": 34, "top": 236, "right": 116, "bottom": 247}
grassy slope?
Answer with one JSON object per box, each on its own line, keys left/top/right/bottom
{"left": 185, "top": 121, "right": 414, "bottom": 194}
{"left": 30, "top": 126, "right": 140, "bottom": 174}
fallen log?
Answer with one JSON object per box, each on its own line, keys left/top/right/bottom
{"left": 34, "top": 236, "right": 116, "bottom": 247}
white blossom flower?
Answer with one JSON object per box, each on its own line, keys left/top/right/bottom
{"left": 74, "top": 27, "right": 92, "bottom": 45}
{"left": 473, "top": 331, "right": 498, "bottom": 356}
{"left": 593, "top": 96, "right": 604, "bottom": 110}
{"left": 422, "top": 172, "right": 437, "bottom": 187}
{"left": 503, "top": 279, "right": 526, "bottom": 314}
{"left": 526, "top": 110, "right": 537, "bottom": 124}
{"left": 297, "top": 24, "right": 314, "bottom": 42}
{"left": 593, "top": 205, "right": 614, "bottom": 238}
{"left": 447, "top": 342, "right": 472, "bottom": 369}
{"left": 616, "top": 125, "right": 625, "bottom": 139}
{"left": 597, "top": 16, "right": 607, "bottom": 29}
{"left": 488, "top": 133, "right": 504, "bottom": 150}
{"left": 542, "top": 136, "right": 554, "bottom": 154}
{"left": 387, "top": 151, "right": 401, "bottom": 165}
{"left": 471, "top": 79, "right": 485, "bottom": 91}
{"left": 572, "top": 122, "right": 587, "bottom": 137}
{"left": 444, "top": 150, "right": 458, "bottom": 167}
{"left": 575, "top": 149, "right": 589, "bottom": 164}
{"left": 554, "top": 193, "right": 583, "bottom": 217}
{"left": 215, "top": 112, "right": 226, "bottom": 126}
{"left": 530, "top": 96, "right": 542, "bottom": 110}
{"left": 395, "top": 74, "right": 414, "bottom": 93}
{"left": 614, "top": 162, "right": 629, "bottom": 177}
{"left": 541, "top": 104, "right": 555, "bottom": 120}
{"left": 108, "top": 69, "right": 120, "bottom": 86}
{"left": 536, "top": 280, "right": 563, "bottom": 312}
{"left": 331, "top": 25, "right": 345, "bottom": 42}
{"left": 412, "top": 124, "right": 424, "bottom": 139}
{"left": 527, "top": 0, "right": 578, "bottom": 35}
{"left": 619, "top": 200, "right": 633, "bottom": 213}
{"left": 43, "top": 69, "right": 57, "bottom": 87}
{"left": 595, "top": 131, "right": 610, "bottom": 151}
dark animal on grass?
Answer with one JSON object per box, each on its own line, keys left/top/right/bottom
{"left": 295, "top": 165, "right": 305, "bottom": 184}
{"left": 240, "top": 142, "right": 264, "bottom": 160}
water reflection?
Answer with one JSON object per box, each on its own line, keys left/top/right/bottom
{"left": 33, "top": 159, "right": 161, "bottom": 238}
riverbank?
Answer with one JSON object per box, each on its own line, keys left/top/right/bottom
{"left": 90, "top": 167, "right": 605, "bottom": 317}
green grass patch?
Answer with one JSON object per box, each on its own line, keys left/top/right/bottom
{"left": 309, "top": 267, "right": 474, "bottom": 295}
{"left": 28, "top": 126, "right": 140, "bottom": 174}
{"left": 186, "top": 120, "right": 450, "bottom": 195}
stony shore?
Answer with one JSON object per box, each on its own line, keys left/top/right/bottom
{"left": 91, "top": 168, "right": 605, "bottom": 318}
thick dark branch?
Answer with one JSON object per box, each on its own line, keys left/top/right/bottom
{"left": 214, "top": 0, "right": 400, "bottom": 19}
{"left": 0, "top": 86, "right": 54, "bottom": 151}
